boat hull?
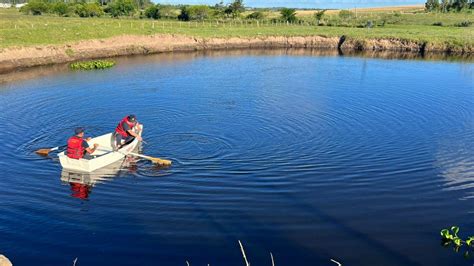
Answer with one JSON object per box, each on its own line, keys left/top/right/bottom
{"left": 58, "top": 127, "right": 142, "bottom": 172}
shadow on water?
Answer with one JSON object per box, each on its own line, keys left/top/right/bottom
{"left": 1, "top": 48, "right": 472, "bottom": 85}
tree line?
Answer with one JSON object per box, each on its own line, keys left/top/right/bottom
{"left": 18, "top": 0, "right": 317, "bottom": 23}
{"left": 425, "top": 0, "right": 474, "bottom": 12}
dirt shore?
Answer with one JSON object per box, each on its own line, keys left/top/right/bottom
{"left": 1, "top": 34, "right": 472, "bottom": 74}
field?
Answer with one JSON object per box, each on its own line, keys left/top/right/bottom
{"left": 0, "top": 7, "right": 473, "bottom": 49}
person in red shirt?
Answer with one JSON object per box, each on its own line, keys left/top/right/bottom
{"left": 66, "top": 127, "right": 99, "bottom": 160}
{"left": 114, "top": 114, "right": 143, "bottom": 149}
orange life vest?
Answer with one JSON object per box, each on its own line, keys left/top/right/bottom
{"left": 115, "top": 116, "right": 136, "bottom": 138}
{"left": 66, "top": 136, "right": 84, "bottom": 159}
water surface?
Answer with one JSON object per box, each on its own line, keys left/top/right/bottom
{"left": 0, "top": 50, "right": 473, "bottom": 266}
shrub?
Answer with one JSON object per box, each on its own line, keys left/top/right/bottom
{"left": 454, "top": 20, "right": 472, "bottom": 27}
{"left": 73, "top": 3, "right": 104, "bottom": 17}
{"left": 21, "top": 0, "right": 49, "bottom": 15}
{"left": 157, "top": 4, "right": 176, "bottom": 19}
{"left": 84, "top": 3, "right": 104, "bottom": 17}
{"left": 432, "top": 21, "right": 443, "bottom": 26}
{"left": 246, "top": 11, "right": 265, "bottom": 19}
{"left": 339, "top": 10, "right": 354, "bottom": 19}
{"left": 51, "top": 2, "right": 70, "bottom": 16}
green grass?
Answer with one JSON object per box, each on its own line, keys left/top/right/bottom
{"left": 70, "top": 59, "right": 116, "bottom": 70}
{"left": 0, "top": 8, "right": 473, "bottom": 49}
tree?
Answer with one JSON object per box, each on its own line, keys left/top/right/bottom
{"left": 451, "top": 0, "right": 469, "bottom": 11}
{"left": 280, "top": 8, "right": 296, "bottom": 22}
{"left": 425, "top": 0, "right": 440, "bottom": 11}
{"left": 440, "top": 0, "right": 450, "bottom": 12}
{"left": 314, "top": 9, "right": 326, "bottom": 25}
{"left": 226, "top": 0, "right": 244, "bottom": 18}
{"left": 144, "top": 4, "right": 159, "bottom": 19}
{"left": 106, "top": 0, "right": 135, "bottom": 17}
{"left": 178, "top": 5, "right": 210, "bottom": 21}
{"left": 178, "top": 6, "right": 189, "bottom": 21}
{"left": 136, "top": 0, "right": 152, "bottom": 9}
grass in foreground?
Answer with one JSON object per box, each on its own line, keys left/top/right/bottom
{"left": 0, "top": 8, "right": 473, "bottom": 49}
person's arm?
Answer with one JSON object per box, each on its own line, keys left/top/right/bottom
{"left": 126, "top": 129, "right": 142, "bottom": 141}
{"left": 83, "top": 140, "right": 98, "bottom": 154}
{"left": 124, "top": 122, "right": 143, "bottom": 141}
{"left": 85, "top": 144, "right": 99, "bottom": 154}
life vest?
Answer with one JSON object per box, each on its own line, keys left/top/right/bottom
{"left": 67, "top": 136, "right": 85, "bottom": 159}
{"left": 115, "top": 116, "right": 135, "bottom": 138}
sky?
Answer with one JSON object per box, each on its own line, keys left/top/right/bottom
{"left": 154, "top": 0, "right": 425, "bottom": 9}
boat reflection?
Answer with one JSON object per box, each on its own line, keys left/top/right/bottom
{"left": 60, "top": 156, "right": 138, "bottom": 200}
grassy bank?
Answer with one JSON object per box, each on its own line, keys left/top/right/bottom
{"left": 0, "top": 8, "right": 473, "bottom": 49}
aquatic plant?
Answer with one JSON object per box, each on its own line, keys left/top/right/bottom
{"left": 69, "top": 60, "right": 116, "bottom": 70}
{"left": 440, "top": 226, "right": 474, "bottom": 258}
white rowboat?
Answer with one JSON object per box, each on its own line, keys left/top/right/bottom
{"left": 58, "top": 126, "right": 143, "bottom": 172}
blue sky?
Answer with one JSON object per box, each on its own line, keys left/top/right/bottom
{"left": 154, "top": 0, "right": 425, "bottom": 9}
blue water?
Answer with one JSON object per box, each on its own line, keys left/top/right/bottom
{"left": 0, "top": 50, "right": 473, "bottom": 266}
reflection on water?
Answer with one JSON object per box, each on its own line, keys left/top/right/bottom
{"left": 60, "top": 156, "right": 138, "bottom": 200}
{"left": 1, "top": 49, "right": 472, "bottom": 85}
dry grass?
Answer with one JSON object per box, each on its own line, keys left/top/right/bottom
{"left": 296, "top": 5, "right": 425, "bottom": 15}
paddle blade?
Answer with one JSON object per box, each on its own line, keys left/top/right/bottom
{"left": 35, "top": 148, "right": 51, "bottom": 156}
{"left": 149, "top": 157, "right": 172, "bottom": 166}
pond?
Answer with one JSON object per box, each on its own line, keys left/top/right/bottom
{"left": 0, "top": 50, "right": 473, "bottom": 266}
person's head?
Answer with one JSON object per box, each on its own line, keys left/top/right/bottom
{"left": 74, "top": 127, "right": 85, "bottom": 138}
{"left": 127, "top": 114, "right": 137, "bottom": 124}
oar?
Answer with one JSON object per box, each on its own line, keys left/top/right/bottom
{"left": 99, "top": 148, "right": 172, "bottom": 166}
{"left": 128, "top": 151, "right": 172, "bottom": 166}
{"left": 35, "top": 145, "right": 67, "bottom": 156}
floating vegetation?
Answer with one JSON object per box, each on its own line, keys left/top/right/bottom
{"left": 440, "top": 226, "right": 474, "bottom": 258}
{"left": 70, "top": 60, "right": 116, "bottom": 70}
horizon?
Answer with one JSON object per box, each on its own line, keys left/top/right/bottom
{"left": 153, "top": 0, "right": 425, "bottom": 9}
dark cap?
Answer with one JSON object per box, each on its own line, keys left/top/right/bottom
{"left": 128, "top": 114, "right": 137, "bottom": 123}
{"left": 74, "top": 127, "right": 85, "bottom": 135}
